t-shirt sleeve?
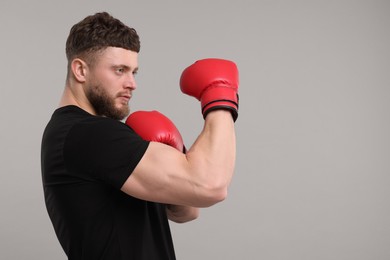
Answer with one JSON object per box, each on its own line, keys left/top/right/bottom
{"left": 63, "top": 117, "right": 149, "bottom": 189}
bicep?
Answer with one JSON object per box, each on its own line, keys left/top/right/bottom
{"left": 121, "top": 142, "right": 196, "bottom": 206}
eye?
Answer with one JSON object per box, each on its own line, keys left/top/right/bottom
{"left": 116, "top": 67, "right": 125, "bottom": 74}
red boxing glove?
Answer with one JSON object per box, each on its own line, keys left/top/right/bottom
{"left": 125, "top": 110, "right": 186, "bottom": 152}
{"left": 180, "top": 58, "right": 239, "bottom": 121}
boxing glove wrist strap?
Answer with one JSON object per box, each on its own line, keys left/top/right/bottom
{"left": 201, "top": 86, "right": 239, "bottom": 121}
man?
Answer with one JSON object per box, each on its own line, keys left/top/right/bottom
{"left": 41, "top": 12, "right": 238, "bottom": 259}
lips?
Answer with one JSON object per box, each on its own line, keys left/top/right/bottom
{"left": 118, "top": 93, "right": 131, "bottom": 103}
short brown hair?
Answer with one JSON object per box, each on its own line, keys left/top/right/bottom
{"left": 65, "top": 12, "right": 140, "bottom": 67}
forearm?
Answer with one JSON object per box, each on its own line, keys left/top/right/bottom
{"left": 185, "top": 110, "right": 236, "bottom": 205}
{"left": 166, "top": 204, "right": 199, "bottom": 223}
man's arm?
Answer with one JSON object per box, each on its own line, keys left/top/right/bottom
{"left": 121, "top": 58, "right": 238, "bottom": 208}
{"left": 121, "top": 110, "right": 235, "bottom": 207}
{"left": 125, "top": 110, "right": 200, "bottom": 222}
{"left": 166, "top": 204, "right": 199, "bottom": 223}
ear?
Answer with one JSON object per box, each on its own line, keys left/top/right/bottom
{"left": 71, "top": 58, "right": 88, "bottom": 83}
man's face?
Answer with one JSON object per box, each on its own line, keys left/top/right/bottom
{"left": 85, "top": 47, "right": 138, "bottom": 120}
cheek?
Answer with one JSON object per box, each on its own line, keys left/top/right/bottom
{"left": 92, "top": 68, "right": 124, "bottom": 94}
{"left": 96, "top": 76, "right": 120, "bottom": 96}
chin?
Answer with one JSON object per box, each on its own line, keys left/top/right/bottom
{"left": 118, "top": 107, "right": 130, "bottom": 119}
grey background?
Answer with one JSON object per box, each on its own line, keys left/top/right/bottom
{"left": 1, "top": 0, "right": 389, "bottom": 259}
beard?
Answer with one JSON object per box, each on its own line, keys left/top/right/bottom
{"left": 86, "top": 83, "right": 130, "bottom": 120}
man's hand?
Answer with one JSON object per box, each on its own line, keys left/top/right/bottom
{"left": 180, "top": 58, "right": 239, "bottom": 121}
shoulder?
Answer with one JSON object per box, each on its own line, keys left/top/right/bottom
{"left": 78, "top": 116, "right": 129, "bottom": 131}
{"left": 63, "top": 113, "right": 149, "bottom": 175}
{"left": 68, "top": 117, "right": 143, "bottom": 148}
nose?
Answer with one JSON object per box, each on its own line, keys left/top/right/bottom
{"left": 124, "top": 73, "right": 137, "bottom": 90}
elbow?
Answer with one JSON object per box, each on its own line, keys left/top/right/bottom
{"left": 209, "top": 187, "right": 228, "bottom": 205}
{"left": 196, "top": 185, "right": 228, "bottom": 208}
{"left": 188, "top": 166, "right": 233, "bottom": 207}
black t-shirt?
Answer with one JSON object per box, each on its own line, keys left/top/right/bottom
{"left": 41, "top": 106, "right": 176, "bottom": 260}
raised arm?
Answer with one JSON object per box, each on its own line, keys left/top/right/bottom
{"left": 121, "top": 59, "right": 238, "bottom": 208}
{"left": 125, "top": 110, "right": 199, "bottom": 223}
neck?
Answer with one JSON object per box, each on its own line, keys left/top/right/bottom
{"left": 59, "top": 84, "right": 96, "bottom": 116}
